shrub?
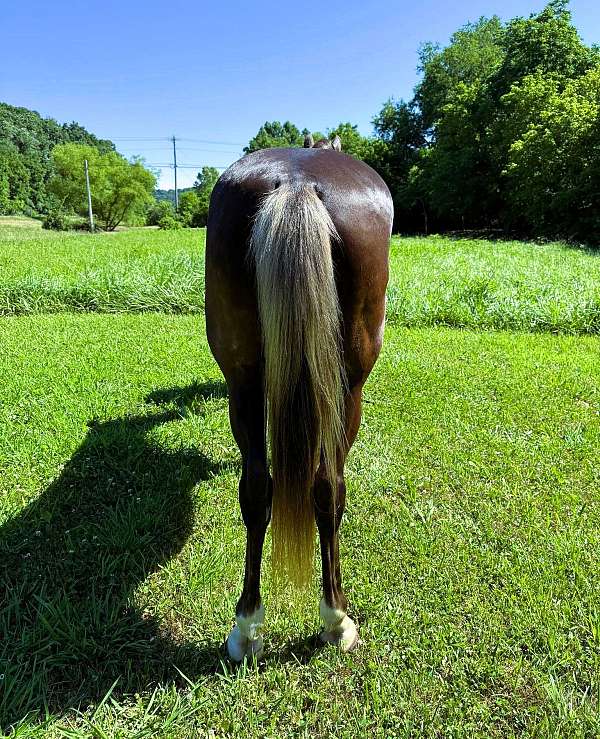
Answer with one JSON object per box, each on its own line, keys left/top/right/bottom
{"left": 157, "top": 214, "right": 181, "bottom": 230}
{"left": 42, "top": 209, "right": 69, "bottom": 231}
{"left": 178, "top": 191, "right": 199, "bottom": 227}
{"left": 72, "top": 219, "right": 92, "bottom": 231}
{"left": 147, "top": 200, "right": 175, "bottom": 226}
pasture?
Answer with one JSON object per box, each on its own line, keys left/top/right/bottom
{"left": 1, "top": 227, "right": 599, "bottom": 737}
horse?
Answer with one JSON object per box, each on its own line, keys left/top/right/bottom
{"left": 205, "top": 134, "right": 393, "bottom": 661}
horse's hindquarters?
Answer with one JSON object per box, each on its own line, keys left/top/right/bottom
{"left": 205, "top": 148, "right": 392, "bottom": 660}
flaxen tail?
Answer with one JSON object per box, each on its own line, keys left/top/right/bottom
{"left": 250, "top": 183, "right": 346, "bottom": 589}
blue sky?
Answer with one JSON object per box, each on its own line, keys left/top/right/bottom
{"left": 2, "top": 0, "right": 598, "bottom": 188}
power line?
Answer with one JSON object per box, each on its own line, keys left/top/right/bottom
{"left": 175, "top": 147, "right": 241, "bottom": 154}
{"left": 110, "top": 146, "right": 241, "bottom": 154}
{"left": 176, "top": 164, "right": 230, "bottom": 169}
{"left": 104, "top": 134, "right": 242, "bottom": 192}
{"left": 108, "top": 137, "right": 170, "bottom": 142}
{"left": 178, "top": 137, "right": 245, "bottom": 146}
{"left": 108, "top": 136, "right": 245, "bottom": 146}
{"left": 71, "top": 161, "right": 231, "bottom": 169}
{"left": 145, "top": 163, "right": 230, "bottom": 169}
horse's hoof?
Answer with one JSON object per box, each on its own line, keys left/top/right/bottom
{"left": 319, "top": 615, "right": 359, "bottom": 653}
{"left": 226, "top": 625, "right": 264, "bottom": 662}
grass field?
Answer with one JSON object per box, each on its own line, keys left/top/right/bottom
{"left": 1, "top": 226, "right": 600, "bottom": 736}
{"left": 1, "top": 227, "right": 599, "bottom": 333}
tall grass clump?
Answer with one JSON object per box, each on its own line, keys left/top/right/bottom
{"left": 385, "top": 236, "right": 600, "bottom": 334}
{"left": 0, "top": 252, "right": 204, "bottom": 315}
{"left": 2, "top": 227, "right": 600, "bottom": 332}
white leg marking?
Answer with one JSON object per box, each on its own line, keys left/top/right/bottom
{"left": 226, "top": 603, "right": 265, "bottom": 662}
{"left": 319, "top": 598, "right": 359, "bottom": 652}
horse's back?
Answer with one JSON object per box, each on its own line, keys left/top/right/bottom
{"left": 208, "top": 147, "right": 392, "bottom": 249}
{"left": 207, "top": 148, "right": 392, "bottom": 302}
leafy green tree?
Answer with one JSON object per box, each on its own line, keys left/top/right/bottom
{"left": 401, "top": 0, "right": 599, "bottom": 234}
{"left": 370, "top": 100, "right": 425, "bottom": 230}
{"left": 191, "top": 166, "right": 220, "bottom": 226}
{"left": 177, "top": 190, "right": 199, "bottom": 226}
{"left": 0, "top": 169, "right": 9, "bottom": 214}
{"left": 490, "top": 0, "right": 598, "bottom": 102}
{"left": 0, "top": 144, "right": 31, "bottom": 214}
{"left": 414, "top": 17, "right": 505, "bottom": 131}
{"left": 50, "top": 144, "right": 155, "bottom": 231}
{"left": 420, "top": 81, "right": 499, "bottom": 227}
{"left": 410, "top": 17, "right": 505, "bottom": 227}
{"left": 503, "top": 66, "right": 600, "bottom": 240}
{"left": 244, "top": 121, "right": 304, "bottom": 153}
{"left": 0, "top": 102, "right": 114, "bottom": 213}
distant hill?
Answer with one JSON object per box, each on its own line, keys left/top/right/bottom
{"left": 154, "top": 187, "right": 194, "bottom": 204}
{"left": 0, "top": 102, "right": 115, "bottom": 214}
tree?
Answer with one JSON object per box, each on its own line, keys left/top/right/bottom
{"left": 177, "top": 190, "right": 199, "bottom": 226}
{"left": 410, "top": 17, "right": 505, "bottom": 227}
{"left": 490, "top": 0, "right": 598, "bottom": 102}
{"left": 244, "top": 121, "right": 304, "bottom": 153}
{"left": 414, "top": 16, "right": 505, "bottom": 131}
{"left": 146, "top": 199, "right": 176, "bottom": 226}
{"left": 418, "top": 81, "right": 499, "bottom": 227}
{"left": 0, "top": 102, "right": 114, "bottom": 213}
{"left": 400, "top": 0, "right": 600, "bottom": 234}
{"left": 503, "top": 66, "right": 600, "bottom": 241}
{"left": 50, "top": 144, "right": 155, "bottom": 231}
{"left": 326, "top": 123, "right": 376, "bottom": 160}
{"left": 370, "top": 100, "right": 425, "bottom": 230}
{"left": 190, "top": 166, "right": 220, "bottom": 227}
{"left": 0, "top": 143, "right": 31, "bottom": 214}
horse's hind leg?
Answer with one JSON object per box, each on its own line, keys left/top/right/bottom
{"left": 223, "top": 367, "right": 272, "bottom": 661}
{"left": 314, "top": 380, "right": 365, "bottom": 652}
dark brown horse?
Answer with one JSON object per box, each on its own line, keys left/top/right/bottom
{"left": 205, "top": 136, "right": 392, "bottom": 660}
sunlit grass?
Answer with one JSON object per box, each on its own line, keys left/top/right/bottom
{"left": 1, "top": 314, "right": 599, "bottom": 736}
{"left": 386, "top": 236, "right": 600, "bottom": 333}
{"left": 1, "top": 227, "right": 599, "bottom": 332}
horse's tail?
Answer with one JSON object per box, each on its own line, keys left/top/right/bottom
{"left": 250, "top": 183, "right": 346, "bottom": 589}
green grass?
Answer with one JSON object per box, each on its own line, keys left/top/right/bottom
{"left": 0, "top": 228, "right": 204, "bottom": 315}
{"left": 387, "top": 236, "right": 600, "bottom": 333}
{"left": 1, "top": 227, "right": 600, "bottom": 332}
{"left": 0, "top": 216, "right": 42, "bottom": 229}
{"left": 1, "top": 314, "right": 600, "bottom": 736}
{"left": 2, "top": 226, "right": 600, "bottom": 735}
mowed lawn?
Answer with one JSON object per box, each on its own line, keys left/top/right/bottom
{"left": 1, "top": 228, "right": 600, "bottom": 736}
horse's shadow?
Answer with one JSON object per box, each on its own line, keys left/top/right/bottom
{"left": 0, "top": 381, "right": 231, "bottom": 727}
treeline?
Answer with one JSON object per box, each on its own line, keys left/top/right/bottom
{"left": 0, "top": 100, "right": 220, "bottom": 231}
{"left": 0, "top": 102, "right": 114, "bottom": 215}
{"left": 246, "top": 1, "right": 600, "bottom": 243}
{"left": 147, "top": 167, "right": 220, "bottom": 230}
{"left": 154, "top": 187, "right": 193, "bottom": 204}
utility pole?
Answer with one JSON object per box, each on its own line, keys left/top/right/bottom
{"left": 172, "top": 135, "right": 178, "bottom": 211}
{"left": 84, "top": 159, "right": 94, "bottom": 232}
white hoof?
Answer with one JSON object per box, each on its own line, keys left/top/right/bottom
{"left": 226, "top": 625, "right": 264, "bottom": 662}
{"left": 226, "top": 603, "right": 265, "bottom": 662}
{"left": 319, "top": 598, "right": 359, "bottom": 652}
